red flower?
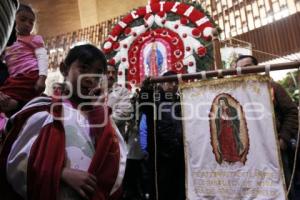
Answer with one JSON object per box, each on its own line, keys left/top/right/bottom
{"left": 124, "top": 27, "right": 132, "bottom": 35}
{"left": 133, "top": 46, "right": 138, "bottom": 53}
{"left": 130, "top": 68, "right": 137, "bottom": 75}
{"left": 192, "top": 28, "right": 201, "bottom": 37}
{"left": 136, "top": 7, "right": 146, "bottom": 17}
{"left": 175, "top": 62, "right": 183, "bottom": 70}
{"left": 162, "top": 30, "right": 168, "bottom": 36}
{"left": 180, "top": 18, "right": 189, "bottom": 25}
{"left": 172, "top": 38, "right": 179, "bottom": 45}
{"left": 108, "top": 59, "right": 116, "bottom": 66}
{"left": 130, "top": 57, "right": 137, "bottom": 64}
{"left": 144, "top": 13, "right": 152, "bottom": 21}
{"left": 138, "top": 38, "right": 144, "bottom": 43}
{"left": 126, "top": 83, "right": 132, "bottom": 91}
{"left": 131, "top": 80, "right": 137, "bottom": 85}
{"left": 118, "top": 71, "right": 123, "bottom": 76}
{"left": 174, "top": 50, "right": 182, "bottom": 58}
{"left": 103, "top": 41, "right": 112, "bottom": 50}
{"left": 113, "top": 42, "right": 120, "bottom": 50}
{"left": 157, "top": 11, "right": 166, "bottom": 18}
{"left": 197, "top": 46, "right": 207, "bottom": 57}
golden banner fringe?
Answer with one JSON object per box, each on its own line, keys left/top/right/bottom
{"left": 179, "top": 74, "right": 271, "bottom": 90}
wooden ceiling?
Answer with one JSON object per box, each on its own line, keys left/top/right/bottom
{"left": 17, "top": 0, "right": 147, "bottom": 37}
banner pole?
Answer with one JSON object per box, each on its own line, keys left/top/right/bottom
{"left": 150, "top": 61, "right": 300, "bottom": 83}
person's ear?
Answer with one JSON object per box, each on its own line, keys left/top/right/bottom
{"left": 59, "top": 62, "right": 68, "bottom": 77}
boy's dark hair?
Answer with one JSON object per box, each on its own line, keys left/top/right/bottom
{"left": 17, "top": 4, "right": 35, "bottom": 18}
{"left": 236, "top": 55, "right": 258, "bottom": 65}
{"left": 60, "top": 44, "right": 107, "bottom": 76}
{"left": 162, "top": 70, "right": 177, "bottom": 77}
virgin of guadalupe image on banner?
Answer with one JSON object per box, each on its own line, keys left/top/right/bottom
{"left": 180, "top": 75, "right": 286, "bottom": 200}
{"left": 210, "top": 94, "right": 249, "bottom": 165}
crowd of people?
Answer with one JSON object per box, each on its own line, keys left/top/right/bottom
{"left": 0, "top": 3, "right": 299, "bottom": 200}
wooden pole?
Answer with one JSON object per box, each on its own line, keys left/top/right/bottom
{"left": 149, "top": 61, "right": 300, "bottom": 83}
{"left": 212, "top": 28, "right": 223, "bottom": 70}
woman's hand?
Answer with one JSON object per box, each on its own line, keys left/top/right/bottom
{"left": 61, "top": 168, "right": 97, "bottom": 200}
{"left": 34, "top": 75, "right": 46, "bottom": 94}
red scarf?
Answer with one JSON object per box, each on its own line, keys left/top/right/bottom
{"left": 0, "top": 98, "right": 121, "bottom": 200}
{"left": 0, "top": 70, "right": 40, "bottom": 103}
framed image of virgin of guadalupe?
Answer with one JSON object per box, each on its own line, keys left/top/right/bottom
{"left": 180, "top": 75, "right": 286, "bottom": 200}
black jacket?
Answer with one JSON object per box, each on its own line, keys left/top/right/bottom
{"left": 139, "top": 86, "right": 183, "bottom": 159}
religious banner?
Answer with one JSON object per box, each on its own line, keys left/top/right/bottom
{"left": 180, "top": 75, "right": 286, "bottom": 200}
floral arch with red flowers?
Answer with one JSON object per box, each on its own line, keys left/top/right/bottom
{"left": 103, "top": 0, "right": 218, "bottom": 87}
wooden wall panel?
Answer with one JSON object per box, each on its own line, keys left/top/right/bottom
{"left": 234, "top": 12, "right": 300, "bottom": 62}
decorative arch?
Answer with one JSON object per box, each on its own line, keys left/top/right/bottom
{"left": 103, "top": 0, "right": 217, "bottom": 87}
